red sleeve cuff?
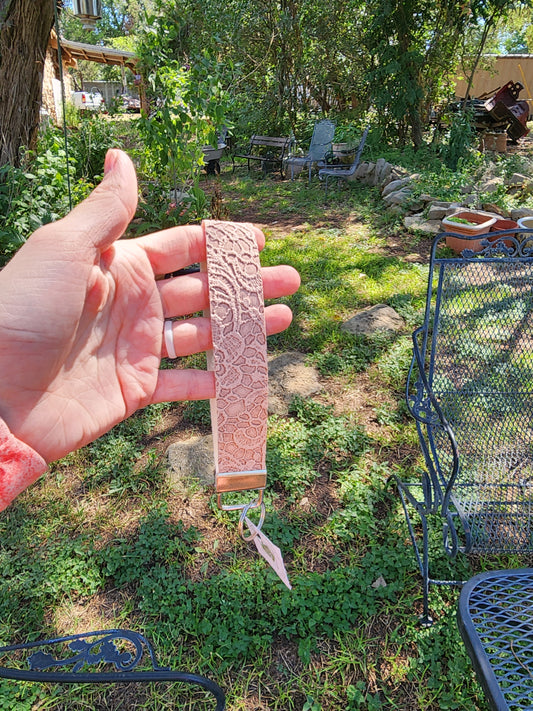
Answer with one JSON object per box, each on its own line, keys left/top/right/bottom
{"left": 0, "top": 419, "right": 48, "bottom": 510}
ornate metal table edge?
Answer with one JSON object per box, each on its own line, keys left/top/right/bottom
{"left": 0, "top": 628, "right": 225, "bottom": 710}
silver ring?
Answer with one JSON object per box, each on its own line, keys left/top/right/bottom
{"left": 164, "top": 319, "right": 177, "bottom": 359}
{"left": 238, "top": 501, "right": 266, "bottom": 542}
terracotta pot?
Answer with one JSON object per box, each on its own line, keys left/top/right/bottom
{"left": 441, "top": 211, "right": 497, "bottom": 253}
{"left": 481, "top": 132, "right": 507, "bottom": 154}
{"left": 489, "top": 219, "right": 518, "bottom": 247}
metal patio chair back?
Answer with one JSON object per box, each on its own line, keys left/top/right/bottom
{"left": 286, "top": 119, "right": 336, "bottom": 183}
{"left": 395, "top": 229, "right": 533, "bottom": 626}
{"left": 318, "top": 126, "right": 369, "bottom": 198}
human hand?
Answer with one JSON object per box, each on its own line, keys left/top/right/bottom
{"left": 0, "top": 149, "right": 300, "bottom": 463}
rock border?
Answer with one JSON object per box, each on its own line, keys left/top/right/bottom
{"left": 351, "top": 160, "right": 533, "bottom": 236}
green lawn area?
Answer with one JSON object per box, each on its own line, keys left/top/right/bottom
{"left": 0, "top": 164, "right": 515, "bottom": 710}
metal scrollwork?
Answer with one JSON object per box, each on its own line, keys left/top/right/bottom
{"left": 0, "top": 628, "right": 226, "bottom": 709}
{"left": 26, "top": 631, "right": 147, "bottom": 673}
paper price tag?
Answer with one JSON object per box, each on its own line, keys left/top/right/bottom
{"left": 245, "top": 517, "right": 292, "bottom": 590}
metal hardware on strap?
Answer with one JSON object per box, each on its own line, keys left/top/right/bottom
{"left": 217, "top": 488, "right": 266, "bottom": 540}
{"left": 215, "top": 469, "right": 267, "bottom": 495}
{"left": 238, "top": 500, "right": 266, "bottom": 541}
{"left": 216, "top": 487, "right": 264, "bottom": 512}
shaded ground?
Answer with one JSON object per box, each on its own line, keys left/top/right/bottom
{"left": 202, "top": 168, "right": 434, "bottom": 263}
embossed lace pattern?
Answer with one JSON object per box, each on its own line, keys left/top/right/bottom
{"left": 203, "top": 220, "right": 268, "bottom": 474}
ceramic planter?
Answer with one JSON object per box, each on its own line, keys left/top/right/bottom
{"left": 441, "top": 211, "right": 497, "bottom": 253}
{"left": 332, "top": 143, "right": 355, "bottom": 164}
{"left": 517, "top": 215, "right": 533, "bottom": 238}
{"left": 489, "top": 218, "right": 518, "bottom": 247}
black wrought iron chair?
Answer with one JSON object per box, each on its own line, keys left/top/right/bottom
{"left": 394, "top": 229, "right": 533, "bottom": 626}
{"left": 317, "top": 126, "right": 369, "bottom": 198}
{"left": 0, "top": 628, "right": 225, "bottom": 709}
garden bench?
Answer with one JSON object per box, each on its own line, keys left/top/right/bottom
{"left": 232, "top": 135, "right": 293, "bottom": 178}
{"left": 394, "top": 229, "right": 533, "bottom": 626}
{"left": 0, "top": 628, "right": 225, "bottom": 709}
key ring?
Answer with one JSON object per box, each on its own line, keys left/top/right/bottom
{"left": 238, "top": 500, "right": 266, "bottom": 541}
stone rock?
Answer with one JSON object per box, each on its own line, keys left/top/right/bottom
{"left": 404, "top": 214, "right": 442, "bottom": 235}
{"left": 406, "top": 199, "right": 424, "bottom": 213}
{"left": 427, "top": 204, "right": 450, "bottom": 221}
{"left": 428, "top": 200, "right": 453, "bottom": 208}
{"left": 419, "top": 193, "right": 439, "bottom": 204}
{"left": 268, "top": 351, "right": 322, "bottom": 416}
{"left": 341, "top": 304, "right": 405, "bottom": 336}
{"left": 445, "top": 205, "right": 467, "bottom": 216}
{"left": 382, "top": 176, "right": 411, "bottom": 198}
{"left": 506, "top": 173, "right": 530, "bottom": 186}
{"left": 371, "top": 158, "right": 388, "bottom": 186}
{"left": 480, "top": 177, "right": 504, "bottom": 194}
{"left": 481, "top": 203, "right": 505, "bottom": 217}
{"left": 376, "top": 160, "right": 392, "bottom": 185}
{"left": 167, "top": 435, "right": 215, "bottom": 486}
{"left": 383, "top": 188, "right": 412, "bottom": 206}
{"left": 511, "top": 207, "right": 533, "bottom": 220}
{"left": 354, "top": 162, "right": 369, "bottom": 179}
{"left": 361, "top": 162, "right": 376, "bottom": 184}
{"left": 382, "top": 167, "right": 408, "bottom": 187}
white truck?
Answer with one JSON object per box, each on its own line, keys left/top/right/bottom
{"left": 70, "top": 89, "right": 105, "bottom": 111}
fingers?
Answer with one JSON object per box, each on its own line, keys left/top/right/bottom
{"left": 152, "top": 369, "right": 216, "bottom": 404}
{"left": 152, "top": 302, "right": 293, "bottom": 402}
{"left": 158, "top": 265, "right": 301, "bottom": 318}
{"left": 134, "top": 223, "right": 266, "bottom": 276}
{"left": 162, "top": 304, "right": 293, "bottom": 357}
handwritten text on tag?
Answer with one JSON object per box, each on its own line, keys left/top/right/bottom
{"left": 245, "top": 517, "right": 292, "bottom": 590}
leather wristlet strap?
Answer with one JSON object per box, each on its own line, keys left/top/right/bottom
{"left": 201, "top": 220, "right": 268, "bottom": 500}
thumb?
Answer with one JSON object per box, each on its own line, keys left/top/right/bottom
{"left": 58, "top": 148, "right": 138, "bottom": 251}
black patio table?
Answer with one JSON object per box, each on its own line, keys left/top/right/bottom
{"left": 457, "top": 568, "right": 533, "bottom": 711}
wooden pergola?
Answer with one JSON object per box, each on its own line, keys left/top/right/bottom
{"left": 49, "top": 33, "right": 137, "bottom": 71}
{"left": 47, "top": 30, "right": 146, "bottom": 113}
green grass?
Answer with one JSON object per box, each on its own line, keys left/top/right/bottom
{"left": 0, "top": 164, "right": 513, "bottom": 710}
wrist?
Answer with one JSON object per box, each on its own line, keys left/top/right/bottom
{"left": 0, "top": 417, "right": 48, "bottom": 511}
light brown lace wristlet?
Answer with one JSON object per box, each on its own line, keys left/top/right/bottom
{"left": 202, "top": 220, "right": 290, "bottom": 588}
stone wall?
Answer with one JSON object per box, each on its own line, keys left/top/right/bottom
{"left": 352, "top": 159, "right": 533, "bottom": 236}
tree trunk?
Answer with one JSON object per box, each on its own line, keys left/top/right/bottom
{"left": 0, "top": 0, "right": 55, "bottom": 167}
{"left": 410, "top": 107, "right": 424, "bottom": 149}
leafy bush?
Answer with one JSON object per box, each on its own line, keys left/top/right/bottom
{"left": 0, "top": 141, "right": 72, "bottom": 265}
{"left": 0, "top": 119, "right": 122, "bottom": 266}
{"left": 137, "top": 8, "right": 230, "bottom": 220}
{"left": 441, "top": 107, "right": 476, "bottom": 171}
{"left": 66, "top": 114, "right": 122, "bottom": 181}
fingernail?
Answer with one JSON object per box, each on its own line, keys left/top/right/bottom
{"left": 104, "top": 149, "right": 119, "bottom": 176}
